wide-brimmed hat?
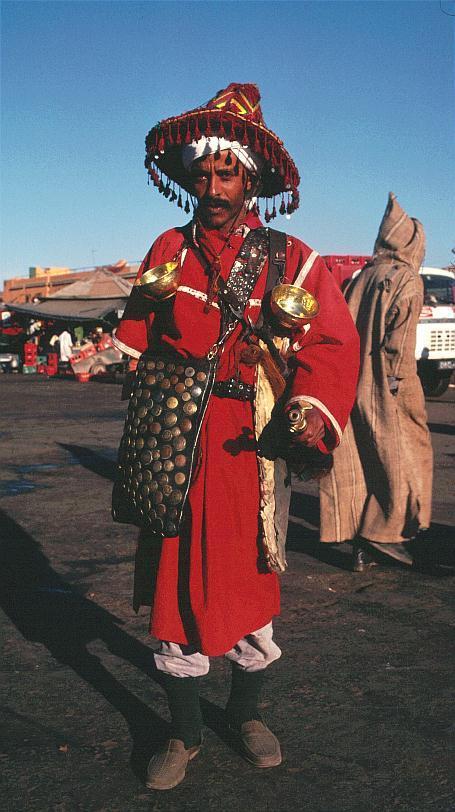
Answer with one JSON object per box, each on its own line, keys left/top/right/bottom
{"left": 145, "top": 83, "right": 300, "bottom": 220}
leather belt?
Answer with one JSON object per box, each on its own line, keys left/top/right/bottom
{"left": 213, "top": 378, "right": 255, "bottom": 401}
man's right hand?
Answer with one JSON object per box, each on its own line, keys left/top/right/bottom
{"left": 289, "top": 407, "right": 325, "bottom": 448}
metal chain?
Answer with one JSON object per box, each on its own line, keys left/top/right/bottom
{"left": 206, "top": 320, "right": 237, "bottom": 361}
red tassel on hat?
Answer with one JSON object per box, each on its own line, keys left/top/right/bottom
{"left": 177, "top": 190, "right": 183, "bottom": 208}
{"left": 144, "top": 83, "right": 300, "bottom": 213}
{"left": 279, "top": 196, "right": 286, "bottom": 216}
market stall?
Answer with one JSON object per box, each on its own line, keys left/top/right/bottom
{"left": 4, "top": 269, "right": 132, "bottom": 380}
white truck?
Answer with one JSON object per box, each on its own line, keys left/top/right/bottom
{"left": 324, "top": 257, "right": 455, "bottom": 398}
{"left": 416, "top": 267, "right": 455, "bottom": 397}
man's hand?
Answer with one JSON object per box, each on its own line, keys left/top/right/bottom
{"left": 288, "top": 406, "right": 325, "bottom": 447}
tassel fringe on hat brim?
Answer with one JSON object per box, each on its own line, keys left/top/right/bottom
{"left": 144, "top": 83, "right": 301, "bottom": 221}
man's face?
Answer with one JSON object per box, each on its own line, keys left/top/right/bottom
{"left": 189, "top": 150, "right": 253, "bottom": 231}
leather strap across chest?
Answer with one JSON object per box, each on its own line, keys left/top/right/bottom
{"left": 217, "top": 227, "right": 270, "bottom": 319}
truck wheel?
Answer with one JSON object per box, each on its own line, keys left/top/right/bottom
{"left": 419, "top": 368, "right": 451, "bottom": 397}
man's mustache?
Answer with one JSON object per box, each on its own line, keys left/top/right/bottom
{"left": 199, "top": 198, "right": 230, "bottom": 210}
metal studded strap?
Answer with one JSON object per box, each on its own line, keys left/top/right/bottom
{"left": 217, "top": 227, "right": 270, "bottom": 323}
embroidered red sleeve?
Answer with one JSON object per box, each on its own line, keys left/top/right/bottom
{"left": 114, "top": 229, "right": 185, "bottom": 358}
{"left": 284, "top": 241, "right": 360, "bottom": 451}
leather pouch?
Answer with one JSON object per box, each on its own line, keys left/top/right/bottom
{"left": 112, "top": 348, "right": 217, "bottom": 536}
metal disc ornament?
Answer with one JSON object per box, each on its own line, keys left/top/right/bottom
{"left": 112, "top": 349, "right": 217, "bottom": 536}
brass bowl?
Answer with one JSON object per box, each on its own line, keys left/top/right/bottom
{"left": 270, "top": 284, "right": 319, "bottom": 329}
{"left": 134, "top": 261, "right": 181, "bottom": 301}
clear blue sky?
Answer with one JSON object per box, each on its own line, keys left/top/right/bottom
{"left": 1, "top": 0, "right": 453, "bottom": 285}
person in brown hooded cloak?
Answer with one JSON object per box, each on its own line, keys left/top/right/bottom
{"left": 319, "top": 193, "right": 433, "bottom": 569}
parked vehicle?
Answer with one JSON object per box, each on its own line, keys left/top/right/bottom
{"left": 0, "top": 346, "right": 20, "bottom": 373}
{"left": 0, "top": 320, "right": 24, "bottom": 373}
{"left": 324, "top": 257, "right": 455, "bottom": 398}
{"left": 416, "top": 267, "right": 455, "bottom": 396}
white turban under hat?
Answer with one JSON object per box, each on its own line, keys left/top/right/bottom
{"left": 182, "top": 136, "right": 264, "bottom": 176}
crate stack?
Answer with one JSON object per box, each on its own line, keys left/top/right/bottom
{"left": 46, "top": 352, "right": 59, "bottom": 376}
{"left": 23, "top": 342, "right": 38, "bottom": 374}
{"left": 36, "top": 355, "right": 48, "bottom": 375}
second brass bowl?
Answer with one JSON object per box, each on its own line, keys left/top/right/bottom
{"left": 270, "top": 284, "right": 319, "bottom": 329}
{"left": 134, "top": 261, "right": 181, "bottom": 301}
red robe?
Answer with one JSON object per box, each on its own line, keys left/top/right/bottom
{"left": 114, "top": 212, "right": 359, "bottom": 655}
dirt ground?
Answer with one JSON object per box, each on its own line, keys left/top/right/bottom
{"left": 1, "top": 377, "right": 454, "bottom": 812}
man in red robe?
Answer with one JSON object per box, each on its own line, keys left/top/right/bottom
{"left": 113, "top": 83, "right": 359, "bottom": 790}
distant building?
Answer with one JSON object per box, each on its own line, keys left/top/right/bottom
{"left": 29, "top": 266, "right": 71, "bottom": 279}
{"left": 1, "top": 260, "right": 139, "bottom": 304}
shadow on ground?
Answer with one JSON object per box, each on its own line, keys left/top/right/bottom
{"left": 288, "top": 491, "right": 455, "bottom": 574}
{"left": 58, "top": 443, "right": 117, "bottom": 481}
{"left": 0, "top": 509, "right": 229, "bottom": 781}
{"left": 57, "top": 445, "right": 455, "bottom": 575}
{"left": 0, "top": 509, "right": 166, "bottom": 779}
{"left": 427, "top": 422, "right": 455, "bottom": 436}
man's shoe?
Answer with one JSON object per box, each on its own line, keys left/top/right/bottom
{"left": 236, "top": 719, "right": 282, "bottom": 768}
{"left": 352, "top": 541, "right": 378, "bottom": 573}
{"left": 146, "top": 738, "right": 200, "bottom": 790}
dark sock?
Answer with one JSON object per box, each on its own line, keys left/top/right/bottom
{"left": 158, "top": 672, "right": 203, "bottom": 749}
{"left": 226, "top": 666, "right": 266, "bottom": 729}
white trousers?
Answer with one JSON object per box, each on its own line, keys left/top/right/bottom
{"left": 154, "top": 622, "right": 281, "bottom": 678}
